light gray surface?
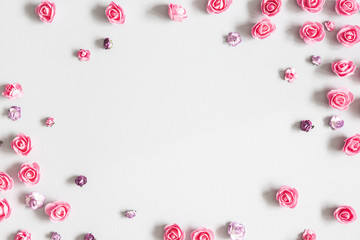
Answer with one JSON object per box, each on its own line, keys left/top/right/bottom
{"left": 1, "top": 0, "right": 360, "bottom": 239}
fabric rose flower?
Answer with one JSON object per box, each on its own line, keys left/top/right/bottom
{"left": 45, "top": 201, "right": 71, "bottom": 222}
{"left": 228, "top": 222, "right": 245, "bottom": 240}
{"left": 106, "top": 2, "right": 125, "bottom": 24}
{"left": 191, "top": 227, "right": 214, "bottom": 240}
{"left": 12, "top": 133, "right": 32, "bottom": 156}
{"left": 25, "top": 192, "right": 46, "bottom": 209}
{"left": 327, "top": 87, "right": 354, "bottom": 110}
{"left": 300, "top": 120, "right": 314, "bottom": 132}
{"left": 0, "top": 172, "right": 14, "bottom": 193}
{"left": 302, "top": 229, "right": 316, "bottom": 240}
{"left": 206, "top": 0, "right": 233, "bottom": 14}
{"left": 2, "top": 83, "right": 23, "bottom": 100}
{"left": 8, "top": 106, "right": 21, "bottom": 121}
{"left": 334, "top": 206, "right": 357, "bottom": 223}
{"left": 168, "top": 4, "right": 187, "bottom": 22}
{"left": 164, "top": 224, "right": 185, "bottom": 240}
{"left": 325, "top": 21, "right": 335, "bottom": 32}
{"left": 337, "top": 25, "right": 360, "bottom": 47}
{"left": 14, "top": 230, "right": 31, "bottom": 240}
{"left": 284, "top": 68, "right": 297, "bottom": 83}
{"left": 77, "top": 49, "right": 90, "bottom": 62}
{"left": 332, "top": 60, "right": 356, "bottom": 77}
{"left": 51, "top": 232, "right": 61, "bottom": 240}
{"left": 251, "top": 18, "right": 276, "bottom": 39}
{"left": 276, "top": 185, "right": 298, "bottom": 208}
{"left": 299, "top": 22, "right": 325, "bottom": 44}
{"left": 45, "top": 117, "right": 55, "bottom": 127}
{"left": 0, "top": 199, "right": 11, "bottom": 222}
{"left": 343, "top": 134, "right": 360, "bottom": 156}
{"left": 297, "top": 0, "right": 325, "bottom": 12}
{"left": 261, "top": 0, "right": 282, "bottom": 17}
{"left": 35, "top": 0, "right": 56, "bottom": 23}
{"left": 335, "top": 0, "right": 360, "bottom": 15}
{"left": 329, "top": 115, "right": 344, "bottom": 130}
{"left": 18, "top": 162, "right": 40, "bottom": 186}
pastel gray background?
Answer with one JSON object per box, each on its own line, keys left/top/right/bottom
{"left": 1, "top": 0, "right": 360, "bottom": 239}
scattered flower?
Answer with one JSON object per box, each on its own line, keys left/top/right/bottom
{"left": 343, "top": 134, "right": 360, "bottom": 156}
{"left": 228, "top": 222, "right": 245, "bottom": 240}
{"left": 207, "top": 0, "right": 233, "bottom": 14}
{"left": 261, "top": 0, "right": 282, "bottom": 17}
{"left": 329, "top": 116, "right": 344, "bottom": 130}
{"left": 331, "top": 60, "right": 356, "bottom": 77}
{"left": 45, "top": 201, "right": 71, "bottom": 223}
{"left": 103, "top": 38, "right": 113, "bottom": 50}
{"left": 191, "top": 227, "right": 214, "bottom": 240}
{"left": 276, "top": 185, "right": 298, "bottom": 208}
{"left": 25, "top": 192, "right": 46, "bottom": 209}
{"left": 78, "top": 49, "right": 90, "bottom": 62}
{"left": 0, "top": 199, "right": 11, "bottom": 222}
{"left": 284, "top": 68, "right": 297, "bottom": 83}
{"left": 324, "top": 21, "right": 335, "bottom": 32}
{"left": 2, "top": 83, "right": 23, "bottom": 100}
{"left": 302, "top": 229, "right": 316, "bottom": 240}
{"left": 106, "top": 1, "right": 125, "bottom": 24}
{"left": 8, "top": 106, "right": 21, "bottom": 121}
{"left": 164, "top": 224, "right": 185, "bottom": 240}
{"left": 51, "top": 232, "right": 61, "bottom": 240}
{"left": 337, "top": 25, "right": 360, "bottom": 47}
{"left": 14, "top": 230, "right": 31, "bottom": 240}
{"left": 45, "top": 117, "right": 55, "bottom": 127}
{"left": 335, "top": 0, "right": 360, "bottom": 16}
{"left": 12, "top": 133, "right": 32, "bottom": 156}
{"left": 226, "top": 32, "right": 242, "bottom": 47}
{"left": 84, "top": 233, "right": 95, "bottom": 240}
{"left": 75, "top": 175, "right": 87, "bottom": 187}
{"left": 35, "top": 0, "right": 56, "bottom": 23}
{"left": 311, "top": 56, "right": 322, "bottom": 66}
{"left": 0, "top": 172, "right": 14, "bottom": 193}
{"left": 300, "top": 120, "right": 314, "bottom": 132}
{"left": 0, "top": 140, "right": 2, "bottom": 147}
{"left": 251, "top": 18, "right": 276, "bottom": 39}
{"left": 327, "top": 87, "right": 354, "bottom": 110}
{"left": 124, "top": 210, "right": 136, "bottom": 218}
{"left": 18, "top": 162, "right": 41, "bottom": 186}
{"left": 299, "top": 22, "right": 325, "bottom": 44}
{"left": 168, "top": 4, "right": 188, "bottom": 22}
{"left": 334, "top": 206, "right": 357, "bottom": 223}
{"left": 297, "top": 0, "right": 325, "bottom": 12}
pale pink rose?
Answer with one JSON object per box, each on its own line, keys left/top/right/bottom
{"left": 206, "top": 0, "right": 233, "bottom": 14}
{"left": 337, "top": 25, "right": 360, "bottom": 47}
{"left": 343, "top": 134, "right": 360, "bottom": 156}
{"left": 168, "top": 4, "right": 188, "bottom": 22}
{"left": 302, "top": 229, "right": 316, "bottom": 240}
{"left": 334, "top": 206, "right": 357, "bottom": 223}
{"left": 299, "top": 22, "right": 325, "bottom": 44}
{"left": 297, "top": 0, "right": 325, "bottom": 12}
{"left": 332, "top": 60, "right": 356, "bottom": 77}
{"left": 0, "top": 172, "right": 14, "bottom": 193}
{"left": 284, "top": 68, "right": 297, "bottom": 83}
{"left": 2, "top": 83, "right": 23, "bottom": 100}
{"left": 324, "top": 21, "right": 335, "bottom": 32}
{"left": 45, "top": 201, "right": 71, "bottom": 222}
{"left": 335, "top": 0, "right": 360, "bottom": 15}
{"left": 18, "top": 162, "right": 40, "bottom": 186}
{"left": 0, "top": 199, "right": 11, "bottom": 222}
{"left": 276, "top": 185, "right": 298, "bottom": 208}
{"left": 12, "top": 133, "right": 32, "bottom": 156}
{"left": 327, "top": 87, "right": 354, "bottom": 110}
{"left": 14, "top": 230, "right": 31, "bottom": 240}
{"left": 77, "top": 49, "right": 90, "bottom": 62}
{"left": 191, "top": 227, "right": 214, "bottom": 240}
{"left": 261, "top": 0, "right": 282, "bottom": 17}
{"left": 251, "top": 18, "right": 276, "bottom": 39}
{"left": 35, "top": 0, "right": 56, "bottom": 23}
{"left": 106, "top": 2, "right": 125, "bottom": 24}
{"left": 164, "top": 224, "right": 185, "bottom": 240}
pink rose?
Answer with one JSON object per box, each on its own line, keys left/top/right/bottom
{"left": 302, "top": 229, "right": 316, "bottom": 240}
{"left": 343, "top": 134, "right": 360, "bottom": 156}
{"left": 261, "top": 0, "right": 282, "bottom": 17}
{"left": 14, "top": 230, "right": 31, "bottom": 240}
{"left": 299, "top": 22, "right": 325, "bottom": 44}
{"left": 12, "top": 133, "right": 32, "bottom": 156}
{"left": 2, "top": 83, "right": 23, "bottom": 100}
{"left": 0, "top": 172, "right": 14, "bottom": 193}
{"left": 327, "top": 87, "right": 354, "bottom": 110}
{"left": 206, "top": 0, "right": 233, "bottom": 14}
{"left": 324, "top": 21, "right": 335, "bottom": 32}
{"left": 337, "top": 25, "right": 360, "bottom": 47}
{"left": 164, "top": 224, "right": 185, "bottom": 240}
{"left": 334, "top": 206, "right": 357, "bottom": 224}
{"left": 297, "top": 0, "right": 325, "bottom": 12}
{"left": 0, "top": 199, "right": 11, "bottom": 222}
{"left": 18, "top": 162, "right": 40, "bottom": 186}
{"left": 251, "top": 18, "right": 276, "bottom": 39}
{"left": 35, "top": 0, "right": 56, "bottom": 23}
{"left": 45, "top": 201, "right": 71, "bottom": 222}
{"left": 335, "top": 0, "right": 360, "bottom": 15}
{"left": 332, "top": 60, "right": 356, "bottom": 77}
{"left": 284, "top": 68, "right": 297, "bottom": 83}
{"left": 77, "top": 49, "right": 90, "bottom": 62}
{"left": 106, "top": 2, "right": 125, "bottom": 24}
{"left": 276, "top": 185, "right": 298, "bottom": 208}
{"left": 168, "top": 4, "right": 188, "bottom": 22}
{"left": 191, "top": 227, "right": 214, "bottom": 240}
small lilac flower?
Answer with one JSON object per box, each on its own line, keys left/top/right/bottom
{"left": 75, "top": 175, "right": 87, "bottom": 187}
{"left": 300, "top": 120, "right": 314, "bottom": 132}
{"left": 8, "top": 106, "right": 21, "bottom": 121}
{"left": 84, "top": 233, "right": 95, "bottom": 240}
{"left": 103, "top": 38, "right": 113, "bottom": 50}
{"left": 228, "top": 222, "right": 245, "bottom": 240}
{"left": 51, "top": 232, "right": 61, "bottom": 240}
{"left": 46, "top": 117, "right": 55, "bottom": 127}
{"left": 124, "top": 210, "right": 136, "bottom": 218}
{"left": 227, "top": 32, "right": 242, "bottom": 47}
{"left": 25, "top": 192, "right": 46, "bottom": 209}
{"left": 311, "top": 55, "right": 322, "bottom": 66}
{"left": 329, "top": 115, "right": 344, "bottom": 130}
